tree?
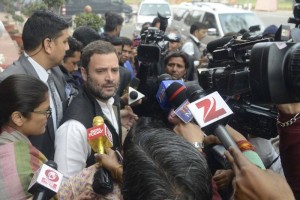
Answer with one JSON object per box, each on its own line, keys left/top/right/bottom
{"left": 42, "top": 0, "right": 67, "bottom": 11}
{"left": 74, "top": 13, "right": 104, "bottom": 32}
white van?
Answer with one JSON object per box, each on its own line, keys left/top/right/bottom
{"left": 171, "top": 2, "right": 265, "bottom": 44}
{"left": 135, "top": 0, "right": 173, "bottom": 31}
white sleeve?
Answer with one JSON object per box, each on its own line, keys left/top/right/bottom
{"left": 181, "top": 42, "right": 194, "bottom": 56}
{"left": 54, "top": 119, "right": 91, "bottom": 181}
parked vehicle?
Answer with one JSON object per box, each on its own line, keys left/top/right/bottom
{"left": 60, "top": 0, "right": 133, "bottom": 23}
{"left": 135, "top": 0, "right": 173, "bottom": 31}
{"left": 171, "top": 2, "right": 265, "bottom": 44}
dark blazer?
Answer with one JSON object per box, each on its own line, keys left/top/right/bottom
{"left": 0, "top": 54, "right": 67, "bottom": 160}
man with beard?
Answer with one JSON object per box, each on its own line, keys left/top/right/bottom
{"left": 54, "top": 40, "right": 137, "bottom": 180}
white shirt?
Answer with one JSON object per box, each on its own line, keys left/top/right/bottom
{"left": 97, "top": 98, "right": 119, "bottom": 135}
{"left": 27, "top": 54, "right": 60, "bottom": 130}
{"left": 54, "top": 97, "right": 118, "bottom": 181}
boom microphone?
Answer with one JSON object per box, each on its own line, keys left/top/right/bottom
{"left": 28, "top": 160, "right": 63, "bottom": 200}
{"left": 206, "top": 36, "right": 233, "bottom": 53}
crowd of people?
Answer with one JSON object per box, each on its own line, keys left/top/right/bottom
{"left": 0, "top": 6, "right": 298, "bottom": 200}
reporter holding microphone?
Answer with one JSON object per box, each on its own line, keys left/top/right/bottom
{"left": 0, "top": 75, "right": 50, "bottom": 199}
{"left": 0, "top": 75, "right": 98, "bottom": 200}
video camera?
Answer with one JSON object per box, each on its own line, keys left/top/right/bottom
{"left": 197, "top": 2, "right": 300, "bottom": 138}
{"left": 137, "top": 13, "right": 170, "bottom": 63}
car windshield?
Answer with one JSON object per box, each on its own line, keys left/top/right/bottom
{"left": 219, "top": 13, "right": 263, "bottom": 34}
{"left": 140, "top": 4, "right": 171, "bottom": 16}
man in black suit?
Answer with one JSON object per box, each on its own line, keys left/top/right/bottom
{"left": 0, "top": 10, "right": 70, "bottom": 160}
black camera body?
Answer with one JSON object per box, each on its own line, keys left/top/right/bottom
{"left": 137, "top": 13, "right": 169, "bottom": 63}
{"left": 137, "top": 27, "right": 167, "bottom": 63}
{"left": 198, "top": 4, "right": 300, "bottom": 139}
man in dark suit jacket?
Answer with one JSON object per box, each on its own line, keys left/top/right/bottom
{"left": 0, "top": 10, "right": 70, "bottom": 160}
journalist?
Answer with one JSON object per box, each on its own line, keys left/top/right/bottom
{"left": 164, "top": 51, "right": 195, "bottom": 81}
{"left": 0, "top": 75, "right": 107, "bottom": 200}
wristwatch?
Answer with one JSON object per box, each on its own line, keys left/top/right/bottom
{"left": 194, "top": 142, "right": 204, "bottom": 149}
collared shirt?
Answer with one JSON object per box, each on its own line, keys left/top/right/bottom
{"left": 54, "top": 97, "right": 119, "bottom": 181}
{"left": 26, "top": 53, "right": 60, "bottom": 130}
{"left": 97, "top": 97, "right": 119, "bottom": 135}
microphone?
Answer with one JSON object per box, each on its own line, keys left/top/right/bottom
{"left": 157, "top": 73, "right": 172, "bottom": 83}
{"left": 206, "top": 36, "right": 233, "bottom": 53}
{"left": 186, "top": 84, "right": 239, "bottom": 150}
{"left": 128, "top": 86, "right": 145, "bottom": 105}
{"left": 88, "top": 116, "right": 114, "bottom": 195}
{"left": 155, "top": 79, "right": 184, "bottom": 112}
{"left": 122, "top": 77, "right": 140, "bottom": 97}
{"left": 28, "top": 160, "right": 63, "bottom": 200}
{"left": 165, "top": 82, "right": 193, "bottom": 123}
{"left": 87, "top": 116, "right": 113, "bottom": 154}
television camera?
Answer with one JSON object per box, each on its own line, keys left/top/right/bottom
{"left": 137, "top": 12, "right": 170, "bottom": 63}
{"left": 198, "top": 2, "right": 300, "bottom": 138}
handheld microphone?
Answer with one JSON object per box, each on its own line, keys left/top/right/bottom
{"left": 165, "top": 82, "right": 193, "bottom": 123}
{"left": 155, "top": 79, "right": 184, "bottom": 112}
{"left": 128, "top": 86, "right": 145, "bottom": 105}
{"left": 87, "top": 116, "right": 113, "bottom": 154}
{"left": 88, "top": 117, "right": 114, "bottom": 195}
{"left": 28, "top": 160, "right": 63, "bottom": 200}
{"left": 186, "top": 84, "right": 239, "bottom": 150}
{"left": 123, "top": 77, "right": 141, "bottom": 95}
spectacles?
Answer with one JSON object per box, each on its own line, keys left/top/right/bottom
{"left": 32, "top": 107, "right": 52, "bottom": 119}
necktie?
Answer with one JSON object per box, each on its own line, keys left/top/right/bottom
{"left": 47, "top": 73, "right": 63, "bottom": 125}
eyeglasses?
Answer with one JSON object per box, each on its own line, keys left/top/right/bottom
{"left": 32, "top": 107, "right": 52, "bottom": 119}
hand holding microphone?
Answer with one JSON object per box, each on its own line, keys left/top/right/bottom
{"left": 128, "top": 87, "right": 144, "bottom": 106}
{"left": 164, "top": 82, "right": 239, "bottom": 150}
{"left": 173, "top": 122, "right": 205, "bottom": 146}
{"left": 28, "top": 160, "right": 63, "bottom": 200}
{"left": 186, "top": 84, "right": 239, "bottom": 150}
{"left": 87, "top": 116, "right": 114, "bottom": 195}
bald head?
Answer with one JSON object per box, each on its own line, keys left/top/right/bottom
{"left": 84, "top": 5, "right": 92, "bottom": 13}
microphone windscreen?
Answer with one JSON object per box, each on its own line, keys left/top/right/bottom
{"left": 165, "top": 82, "right": 187, "bottom": 109}
{"left": 186, "top": 84, "right": 206, "bottom": 103}
{"left": 129, "top": 91, "right": 138, "bottom": 99}
{"left": 206, "top": 36, "right": 232, "bottom": 53}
